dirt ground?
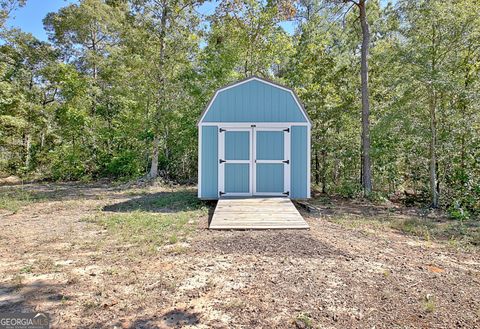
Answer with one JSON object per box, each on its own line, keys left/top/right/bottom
{"left": 0, "top": 182, "right": 479, "bottom": 328}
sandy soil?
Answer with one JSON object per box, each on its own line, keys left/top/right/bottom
{"left": 0, "top": 182, "right": 479, "bottom": 328}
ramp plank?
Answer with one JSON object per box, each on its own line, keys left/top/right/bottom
{"left": 209, "top": 198, "right": 309, "bottom": 230}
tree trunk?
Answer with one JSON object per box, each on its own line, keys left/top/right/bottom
{"left": 321, "top": 149, "right": 327, "bottom": 194}
{"left": 148, "top": 2, "right": 168, "bottom": 179}
{"left": 429, "top": 22, "right": 439, "bottom": 208}
{"left": 148, "top": 135, "right": 160, "bottom": 179}
{"left": 24, "top": 133, "right": 31, "bottom": 169}
{"left": 333, "top": 157, "right": 340, "bottom": 186}
{"left": 429, "top": 90, "right": 439, "bottom": 208}
{"left": 358, "top": 0, "right": 372, "bottom": 196}
{"left": 333, "top": 126, "right": 340, "bottom": 185}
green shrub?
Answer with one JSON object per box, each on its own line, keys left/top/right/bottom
{"left": 448, "top": 202, "right": 470, "bottom": 221}
{"left": 334, "top": 182, "right": 362, "bottom": 198}
{"left": 367, "top": 191, "right": 388, "bottom": 203}
{"left": 390, "top": 218, "right": 434, "bottom": 238}
{"left": 105, "top": 151, "right": 143, "bottom": 178}
{"left": 49, "top": 145, "right": 90, "bottom": 181}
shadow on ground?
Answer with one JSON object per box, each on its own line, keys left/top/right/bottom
{"left": 0, "top": 182, "right": 125, "bottom": 203}
{"left": 103, "top": 191, "right": 206, "bottom": 213}
{"left": 82, "top": 309, "right": 201, "bottom": 329}
{"left": 132, "top": 310, "right": 200, "bottom": 329}
{"left": 0, "top": 281, "right": 70, "bottom": 313}
{"left": 196, "top": 231, "right": 351, "bottom": 259}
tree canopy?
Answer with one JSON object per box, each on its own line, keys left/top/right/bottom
{"left": 1, "top": 0, "right": 479, "bottom": 218}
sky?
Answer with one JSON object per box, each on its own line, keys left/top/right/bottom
{"left": 6, "top": 0, "right": 395, "bottom": 42}
{"left": 5, "top": 0, "right": 297, "bottom": 41}
{"left": 6, "top": 0, "right": 78, "bottom": 41}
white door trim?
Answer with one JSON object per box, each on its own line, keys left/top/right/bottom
{"left": 218, "top": 127, "right": 253, "bottom": 197}
{"left": 217, "top": 125, "right": 292, "bottom": 198}
{"left": 252, "top": 126, "right": 290, "bottom": 197}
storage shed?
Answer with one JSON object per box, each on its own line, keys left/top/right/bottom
{"left": 198, "top": 76, "right": 311, "bottom": 200}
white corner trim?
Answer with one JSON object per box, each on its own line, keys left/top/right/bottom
{"left": 198, "top": 126, "right": 202, "bottom": 197}
{"left": 198, "top": 77, "right": 312, "bottom": 126}
{"left": 307, "top": 125, "right": 311, "bottom": 198}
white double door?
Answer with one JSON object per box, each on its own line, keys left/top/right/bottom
{"left": 218, "top": 126, "right": 290, "bottom": 197}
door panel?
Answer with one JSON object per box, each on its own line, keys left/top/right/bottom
{"left": 254, "top": 128, "right": 289, "bottom": 196}
{"left": 256, "top": 163, "right": 284, "bottom": 193}
{"left": 219, "top": 127, "right": 290, "bottom": 197}
{"left": 256, "top": 131, "right": 284, "bottom": 160}
{"left": 225, "top": 131, "right": 250, "bottom": 160}
{"left": 219, "top": 129, "right": 252, "bottom": 196}
{"left": 225, "top": 164, "right": 250, "bottom": 193}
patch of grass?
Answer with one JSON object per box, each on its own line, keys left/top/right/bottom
{"left": 66, "top": 273, "right": 79, "bottom": 285}
{"left": 82, "top": 300, "right": 100, "bottom": 312}
{"left": 423, "top": 295, "right": 436, "bottom": 313}
{"left": 126, "top": 189, "right": 149, "bottom": 196}
{"left": 19, "top": 265, "right": 33, "bottom": 274}
{"left": 91, "top": 188, "right": 208, "bottom": 250}
{"left": 391, "top": 218, "right": 480, "bottom": 247}
{"left": 168, "top": 234, "right": 178, "bottom": 244}
{"left": 295, "top": 312, "right": 313, "bottom": 328}
{"left": 33, "top": 258, "right": 58, "bottom": 273}
{"left": 390, "top": 218, "right": 434, "bottom": 237}
{"left": 105, "top": 267, "right": 119, "bottom": 276}
{"left": 151, "top": 191, "right": 203, "bottom": 211}
{"left": 326, "top": 209, "right": 480, "bottom": 248}
{"left": 0, "top": 189, "right": 41, "bottom": 213}
{"left": 440, "top": 221, "right": 480, "bottom": 246}
{"left": 328, "top": 214, "right": 390, "bottom": 231}
{"left": 61, "top": 295, "right": 69, "bottom": 304}
{"left": 224, "top": 298, "right": 246, "bottom": 311}
{"left": 89, "top": 208, "right": 204, "bottom": 249}
{"left": 165, "top": 244, "right": 189, "bottom": 255}
{"left": 104, "top": 190, "right": 206, "bottom": 213}
{"left": 12, "top": 274, "right": 24, "bottom": 290}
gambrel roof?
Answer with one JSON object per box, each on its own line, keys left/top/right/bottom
{"left": 198, "top": 76, "right": 311, "bottom": 125}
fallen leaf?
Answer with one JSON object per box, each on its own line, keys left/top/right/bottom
{"left": 427, "top": 265, "right": 444, "bottom": 273}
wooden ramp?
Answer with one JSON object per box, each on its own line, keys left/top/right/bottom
{"left": 209, "top": 198, "right": 309, "bottom": 230}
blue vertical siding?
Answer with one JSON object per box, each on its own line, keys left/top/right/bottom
{"left": 225, "top": 131, "right": 250, "bottom": 160}
{"left": 225, "top": 164, "right": 250, "bottom": 193}
{"left": 291, "top": 126, "right": 308, "bottom": 199}
{"left": 200, "top": 126, "right": 218, "bottom": 199}
{"left": 256, "top": 131, "right": 284, "bottom": 160}
{"left": 256, "top": 163, "right": 284, "bottom": 193}
{"left": 199, "top": 78, "right": 311, "bottom": 200}
{"left": 203, "top": 80, "right": 307, "bottom": 123}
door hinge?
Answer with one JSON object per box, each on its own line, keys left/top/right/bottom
{"left": 283, "top": 128, "right": 290, "bottom": 132}
{"left": 219, "top": 128, "right": 226, "bottom": 132}
{"left": 251, "top": 124, "right": 256, "bottom": 127}
{"left": 219, "top": 159, "right": 226, "bottom": 164}
{"left": 219, "top": 191, "right": 225, "bottom": 196}
{"left": 283, "top": 191, "right": 290, "bottom": 196}
{"left": 282, "top": 160, "right": 290, "bottom": 164}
